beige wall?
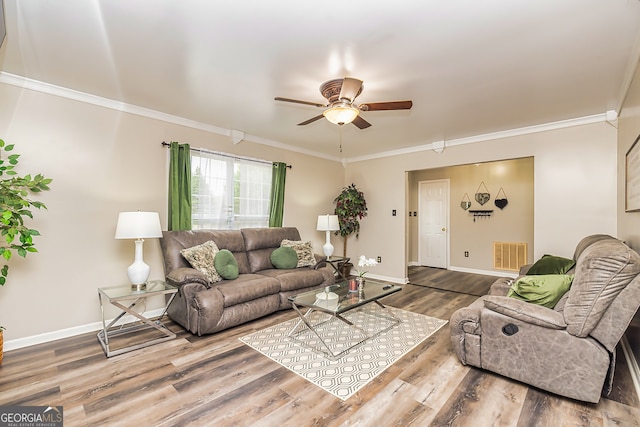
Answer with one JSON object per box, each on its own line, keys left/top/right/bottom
{"left": 0, "top": 82, "right": 344, "bottom": 344}
{"left": 617, "top": 58, "right": 640, "bottom": 373}
{"left": 0, "top": 80, "right": 620, "bottom": 345}
{"left": 344, "top": 122, "right": 617, "bottom": 283}
{"left": 618, "top": 60, "right": 640, "bottom": 247}
{"left": 407, "top": 158, "right": 534, "bottom": 272}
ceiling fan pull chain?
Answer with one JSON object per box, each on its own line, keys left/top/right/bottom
{"left": 339, "top": 126, "right": 343, "bottom": 152}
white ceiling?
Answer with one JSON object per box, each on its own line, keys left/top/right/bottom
{"left": 2, "top": 0, "right": 640, "bottom": 161}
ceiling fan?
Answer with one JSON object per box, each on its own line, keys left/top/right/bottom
{"left": 274, "top": 77, "right": 413, "bottom": 129}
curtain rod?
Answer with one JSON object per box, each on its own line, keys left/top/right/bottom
{"left": 161, "top": 141, "right": 291, "bottom": 168}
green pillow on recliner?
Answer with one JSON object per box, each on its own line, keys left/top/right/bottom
{"left": 527, "top": 254, "right": 575, "bottom": 275}
{"left": 213, "top": 249, "right": 239, "bottom": 280}
{"left": 270, "top": 246, "right": 298, "bottom": 269}
{"left": 507, "top": 274, "right": 574, "bottom": 308}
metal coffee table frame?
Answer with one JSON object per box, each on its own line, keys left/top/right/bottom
{"left": 287, "top": 280, "right": 402, "bottom": 360}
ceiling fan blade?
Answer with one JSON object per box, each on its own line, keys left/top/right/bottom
{"left": 275, "top": 97, "right": 326, "bottom": 108}
{"left": 339, "top": 77, "right": 363, "bottom": 102}
{"left": 297, "top": 114, "right": 325, "bottom": 126}
{"left": 352, "top": 115, "right": 372, "bottom": 129}
{"left": 360, "top": 100, "right": 413, "bottom": 111}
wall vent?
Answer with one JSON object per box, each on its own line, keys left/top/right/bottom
{"left": 493, "top": 241, "right": 527, "bottom": 272}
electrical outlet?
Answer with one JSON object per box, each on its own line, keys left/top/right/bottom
{"left": 464, "top": 251, "right": 469, "bottom": 257}
{"left": 377, "top": 256, "right": 382, "bottom": 263}
{"left": 392, "top": 209, "right": 396, "bottom": 216}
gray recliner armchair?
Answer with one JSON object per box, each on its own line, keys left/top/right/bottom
{"left": 450, "top": 235, "right": 640, "bottom": 403}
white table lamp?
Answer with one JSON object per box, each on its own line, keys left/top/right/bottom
{"left": 316, "top": 214, "right": 340, "bottom": 257}
{"left": 115, "top": 211, "right": 163, "bottom": 291}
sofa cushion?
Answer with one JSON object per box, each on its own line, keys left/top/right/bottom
{"left": 572, "top": 234, "right": 616, "bottom": 261}
{"left": 258, "top": 268, "right": 326, "bottom": 292}
{"left": 527, "top": 254, "right": 575, "bottom": 275}
{"left": 281, "top": 239, "right": 316, "bottom": 268}
{"left": 270, "top": 246, "right": 298, "bottom": 269}
{"left": 507, "top": 274, "right": 574, "bottom": 308}
{"left": 161, "top": 229, "right": 251, "bottom": 275}
{"left": 565, "top": 238, "right": 640, "bottom": 337}
{"left": 214, "top": 249, "right": 239, "bottom": 280}
{"left": 180, "top": 240, "right": 222, "bottom": 284}
{"left": 214, "top": 274, "right": 281, "bottom": 307}
{"left": 242, "top": 227, "right": 302, "bottom": 273}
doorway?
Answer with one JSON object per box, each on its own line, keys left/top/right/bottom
{"left": 418, "top": 179, "right": 449, "bottom": 268}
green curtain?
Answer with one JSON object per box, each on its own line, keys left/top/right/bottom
{"left": 168, "top": 141, "right": 192, "bottom": 231}
{"left": 268, "top": 162, "right": 287, "bottom": 227}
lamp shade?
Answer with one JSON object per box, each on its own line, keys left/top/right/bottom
{"left": 323, "top": 103, "right": 359, "bottom": 125}
{"left": 317, "top": 214, "right": 339, "bottom": 231}
{"left": 115, "top": 211, "right": 162, "bottom": 239}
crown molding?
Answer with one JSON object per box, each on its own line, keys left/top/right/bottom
{"left": 0, "top": 72, "right": 612, "bottom": 166}
{"left": 345, "top": 111, "right": 612, "bottom": 164}
{"left": 0, "top": 72, "right": 344, "bottom": 163}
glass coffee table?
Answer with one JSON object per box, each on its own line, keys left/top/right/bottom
{"left": 287, "top": 279, "right": 402, "bottom": 360}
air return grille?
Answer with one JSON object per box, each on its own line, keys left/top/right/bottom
{"left": 493, "top": 242, "right": 527, "bottom": 272}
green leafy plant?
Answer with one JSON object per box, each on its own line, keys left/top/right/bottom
{"left": 334, "top": 183, "right": 368, "bottom": 258}
{"left": 0, "top": 139, "right": 51, "bottom": 285}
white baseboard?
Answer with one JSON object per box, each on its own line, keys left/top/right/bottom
{"left": 449, "top": 266, "right": 518, "bottom": 278}
{"left": 365, "top": 273, "right": 408, "bottom": 285}
{"left": 3, "top": 308, "right": 166, "bottom": 352}
{"left": 621, "top": 336, "right": 640, "bottom": 402}
{"left": 407, "top": 263, "right": 517, "bottom": 278}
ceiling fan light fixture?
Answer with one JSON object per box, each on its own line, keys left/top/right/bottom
{"left": 323, "top": 103, "right": 359, "bottom": 125}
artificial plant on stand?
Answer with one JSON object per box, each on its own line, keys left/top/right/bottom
{"left": 333, "top": 183, "right": 368, "bottom": 277}
{"left": 0, "top": 139, "right": 52, "bottom": 363}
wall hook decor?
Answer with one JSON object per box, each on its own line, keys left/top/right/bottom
{"left": 495, "top": 187, "right": 508, "bottom": 209}
{"left": 469, "top": 210, "right": 493, "bottom": 222}
{"left": 475, "top": 181, "right": 490, "bottom": 205}
{"left": 460, "top": 193, "right": 471, "bottom": 210}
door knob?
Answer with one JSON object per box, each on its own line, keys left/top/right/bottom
{"left": 442, "top": 227, "right": 446, "bottom": 231}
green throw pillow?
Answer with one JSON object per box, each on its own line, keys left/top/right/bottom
{"left": 270, "top": 246, "right": 298, "bottom": 269}
{"left": 527, "top": 254, "right": 575, "bottom": 275}
{"left": 507, "top": 274, "right": 574, "bottom": 308}
{"left": 213, "top": 249, "right": 239, "bottom": 280}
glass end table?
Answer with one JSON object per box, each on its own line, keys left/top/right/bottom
{"left": 325, "top": 255, "right": 350, "bottom": 280}
{"left": 97, "top": 280, "right": 178, "bottom": 357}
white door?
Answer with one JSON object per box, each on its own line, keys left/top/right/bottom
{"left": 418, "top": 180, "right": 449, "bottom": 268}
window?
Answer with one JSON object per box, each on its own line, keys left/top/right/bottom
{"left": 191, "top": 150, "right": 272, "bottom": 230}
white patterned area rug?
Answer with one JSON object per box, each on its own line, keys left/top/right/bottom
{"left": 239, "top": 305, "right": 447, "bottom": 400}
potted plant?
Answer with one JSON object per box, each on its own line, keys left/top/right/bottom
{"left": 0, "top": 139, "right": 51, "bottom": 362}
{"left": 333, "top": 183, "right": 368, "bottom": 277}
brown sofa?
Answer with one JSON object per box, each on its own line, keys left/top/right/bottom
{"left": 450, "top": 234, "right": 640, "bottom": 403}
{"left": 160, "top": 227, "right": 335, "bottom": 335}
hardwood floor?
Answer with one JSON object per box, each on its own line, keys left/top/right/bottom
{"left": 1, "top": 269, "right": 639, "bottom": 426}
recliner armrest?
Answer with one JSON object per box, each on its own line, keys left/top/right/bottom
{"left": 483, "top": 295, "right": 567, "bottom": 329}
{"left": 166, "top": 267, "right": 210, "bottom": 288}
{"left": 519, "top": 264, "right": 532, "bottom": 275}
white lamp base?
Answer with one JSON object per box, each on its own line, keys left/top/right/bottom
{"left": 322, "top": 230, "right": 334, "bottom": 258}
{"left": 127, "top": 239, "right": 150, "bottom": 290}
